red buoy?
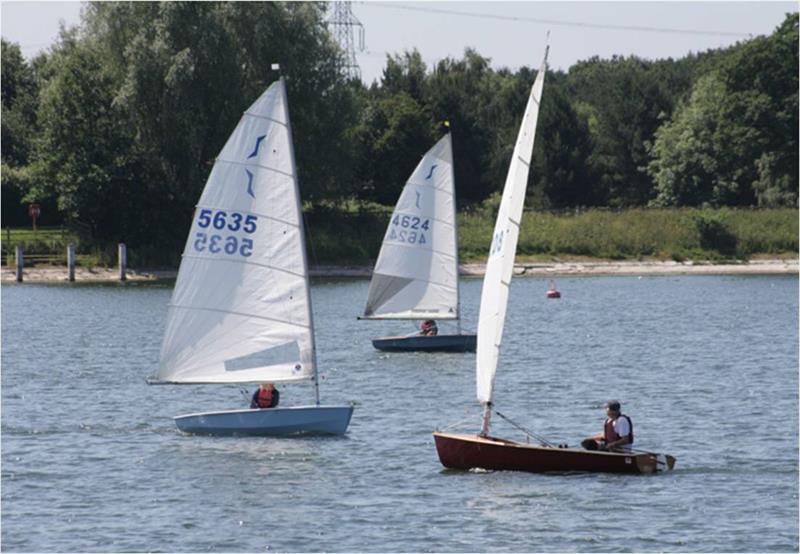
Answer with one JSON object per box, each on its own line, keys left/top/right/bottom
{"left": 546, "top": 279, "right": 561, "bottom": 299}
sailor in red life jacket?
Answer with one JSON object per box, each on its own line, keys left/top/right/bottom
{"left": 420, "top": 320, "right": 438, "bottom": 336}
{"left": 582, "top": 400, "right": 634, "bottom": 452}
{"left": 250, "top": 383, "right": 280, "bottom": 409}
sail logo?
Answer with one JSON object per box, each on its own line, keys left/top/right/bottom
{"left": 243, "top": 135, "right": 267, "bottom": 198}
{"left": 490, "top": 230, "right": 504, "bottom": 256}
{"left": 247, "top": 135, "right": 266, "bottom": 159}
{"left": 425, "top": 165, "right": 438, "bottom": 180}
{"left": 245, "top": 169, "right": 255, "bottom": 198}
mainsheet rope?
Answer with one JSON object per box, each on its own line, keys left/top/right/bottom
{"left": 493, "top": 409, "right": 558, "bottom": 447}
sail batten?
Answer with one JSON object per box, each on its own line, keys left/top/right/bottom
{"left": 176, "top": 256, "right": 305, "bottom": 279}
{"left": 363, "top": 134, "right": 460, "bottom": 320}
{"left": 476, "top": 50, "right": 548, "bottom": 406}
{"left": 157, "top": 80, "right": 316, "bottom": 385}
{"left": 215, "top": 158, "right": 295, "bottom": 179}
{"left": 242, "top": 113, "right": 288, "bottom": 125}
{"left": 166, "top": 304, "right": 311, "bottom": 329}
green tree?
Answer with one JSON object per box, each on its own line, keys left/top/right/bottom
{"left": 1, "top": 39, "right": 38, "bottom": 166}
{"left": 2, "top": 39, "right": 49, "bottom": 226}
{"left": 529, "top": 72, "right": 595, "bottom": 208}
{"left": 27, "top": 2, "right": 360, "bottom": 259}
{"left": 30, "top": 35, "right": 153, "bottom": 248}
{"left": 567, "top": 55, "right": 693, "bottom": 206}
{"left": 381, "top": 50, "right": 427, "bottom": 104}
{"left": 647, "top": 13, "right": 798, "bottom": 207}
{"left": 424, "top": 49, "right": 496, "bottom": 204}
{"left": 352, "top": 91, "right": 434, "bottom": 204}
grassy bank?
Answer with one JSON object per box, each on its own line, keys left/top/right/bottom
{"left": 456, "top": 207, "right": 797, "bottom": 262}
{"left": 305, "top": 206, "right": 797, "bottom": 264}
{"left": 3, "top": 208, "right": 796, "bottom": 267}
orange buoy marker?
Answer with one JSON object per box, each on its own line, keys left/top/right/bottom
{"left": 546, "top": 279, "right": 561, "bottom": 299}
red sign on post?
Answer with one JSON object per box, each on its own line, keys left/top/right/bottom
{"left": 28, "top": 203, "right": 41, "bottom": 231}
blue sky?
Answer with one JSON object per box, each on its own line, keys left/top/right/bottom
{"left": 2, "top": 1, "right": 796, "bottom": 83}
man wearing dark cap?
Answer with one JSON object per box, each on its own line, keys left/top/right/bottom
{"left": 581, "top": 400, "right": 634, "bottom": 452}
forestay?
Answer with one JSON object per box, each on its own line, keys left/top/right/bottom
{"left": 476, "top": 48, "right": 548, "bottom": 404}
{"left": 157, "top": 80, "right": 316, "bottom": 384}
{"left": 363, "top": 134, "right": 459, "bottom": 320}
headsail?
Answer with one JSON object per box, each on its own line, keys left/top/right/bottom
{"left": 476, "top": 48, "right": 549, "bottom": 407}
{"left": 362, "top": 134, "right": 459, "bottom": 320}
{"left": 157, "top": 79, "right": 316, "bottom": 384}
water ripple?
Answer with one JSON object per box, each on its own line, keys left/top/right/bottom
{"left": 2, "top": 276, "right": 798, "bottom": 552}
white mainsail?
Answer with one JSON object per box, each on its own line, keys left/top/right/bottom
{"left": 476, "top": 48, "right": 549, "bottom": 409}
{"left": 362, "top": 134, "right": 459, "bottom": 320}
{"left": 157, "top": 79, "right": 316, "bottom": 384}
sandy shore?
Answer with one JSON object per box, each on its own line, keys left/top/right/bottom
{"left": 2, "top": 259, "right": 797, "bottom": 283}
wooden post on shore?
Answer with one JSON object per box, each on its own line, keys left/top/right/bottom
{"left": 118, "top": 243, "right": 127, "bottom": 281}
{"left": 67, "top": 244, "right": 76, "bottom": 282}
{"left": 15, "top": 245, "right": 23, "bottom": 282}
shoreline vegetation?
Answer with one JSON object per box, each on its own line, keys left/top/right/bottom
{"left": 3, "top": 258, "right": 797, "bottom": 283}
{"left": 3, "top": 207, "right": 796, "bottom": 271}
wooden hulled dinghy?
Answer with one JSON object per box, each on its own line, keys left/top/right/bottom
{"left": 433, "top": 432, "right": 676, "bottom": 474}
{"left": 432, "top": 41, "right": 675, "bottom": 474}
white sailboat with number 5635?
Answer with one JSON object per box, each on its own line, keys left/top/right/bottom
{"left": 147, "top": 75, "right": 353, "bottom": 437}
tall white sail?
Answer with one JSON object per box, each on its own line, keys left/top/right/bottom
{"left": 157, "top": 79, "right": 316, "bottom": 384}
{"left": 476, "top": 48, "right": 548, "bottom": 405}
{"left": 362, "top": 134, "right": 459, "bottom": 320}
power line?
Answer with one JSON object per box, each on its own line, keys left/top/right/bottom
{"left": 362, "top": 3, "right": 753, "bottom": 38}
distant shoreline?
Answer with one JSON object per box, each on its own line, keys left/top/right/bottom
{"left": 2, "top": 259, "right": 797, "bottom": 283}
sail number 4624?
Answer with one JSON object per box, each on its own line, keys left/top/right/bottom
{"left": 193, "top": 208, "right": 258, "bottom": 257}
{"left": 388, "top": 214, "right": 430, "bottom": 245}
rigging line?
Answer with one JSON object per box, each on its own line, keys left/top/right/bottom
{"left": 493, "top": 409, "right": 557, "bottom": 447}
{"left": 438, "top": 405, "right": 479, "bottom": 431}
{"left": 362, "top": 3, "right": 753, "bottom": 38}
{"left": 440, "top": 414, "right": 480, "bottom": 432}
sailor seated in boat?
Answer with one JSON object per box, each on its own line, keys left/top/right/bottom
{"left": 250, "top": 383, "right": 280, "bottom": 409}
{"left": 420, "top": 319, "right": 438, "bottom": 336}
{"left": 581, "top": 400, "right": 633, "bottom": 452}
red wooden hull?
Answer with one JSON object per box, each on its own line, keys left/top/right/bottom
{"left": 433, "top": 432, "right": 675, "bottom": 475}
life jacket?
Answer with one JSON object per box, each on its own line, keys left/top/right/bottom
{"left": 604, "top": 414, "right": 634, "bottom": 444}
{"left": 256, "top": 388, "right": 275, "bottom": 409}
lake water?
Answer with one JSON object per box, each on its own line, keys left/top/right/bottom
{"left": 2, "top": 274, "right": 798, "bottom": 552}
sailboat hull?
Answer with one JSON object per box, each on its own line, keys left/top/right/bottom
{"left": 372, "top": 333, "right": 477, "bottom": 352}
{"left": 433, "top": 432, "right": 676, "bottom": 474}
{"left": 174, "top": 405, "right": 354, "bottom": 437}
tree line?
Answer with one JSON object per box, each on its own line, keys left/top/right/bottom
{"left": 1, "top": 3, "right": 797, "bottom": 260}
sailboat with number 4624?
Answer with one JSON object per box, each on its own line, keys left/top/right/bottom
{"left": 360, "top": 131, "right": 476, "bottom": 353}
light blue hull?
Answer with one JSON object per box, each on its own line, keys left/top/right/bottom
{"left": 173, "top": 405, "right": 354, "bottom": 437}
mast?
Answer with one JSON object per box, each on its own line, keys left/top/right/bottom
{"left": 447, "top": 130, "right": 462, "bottom": 335}
{"left": 280, "top": 73, "right": 321, "bottom": 406}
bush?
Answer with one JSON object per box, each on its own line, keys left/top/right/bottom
{"left": 692, "top": 214, "right": 738, "bottom": 256}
